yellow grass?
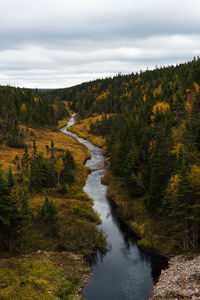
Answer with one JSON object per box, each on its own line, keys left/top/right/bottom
{"left": 68, "top": 115, "right": 106, "bottom": 151}
{"left": 0, "top": 126, "right": 90, "bottom": 173}
{"left": 0, "top": 119, "right": 92, "bottom": 214}
{"left": 57, "top": 117, "right": 70, "bottom": 129}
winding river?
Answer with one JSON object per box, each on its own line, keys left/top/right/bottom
{"left": 61, "top": 114, "right": 165, "bottom": 300}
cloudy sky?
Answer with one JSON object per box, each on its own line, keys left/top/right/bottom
{"left": 0, "top": 0, "right": 200, "bottom": 88}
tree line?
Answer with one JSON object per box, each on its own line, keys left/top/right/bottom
{"left": 51, "top": 58, "right": 200, "bottom": 252}
{"left": 0, "top": 86, "right": 68, "bottom": 147}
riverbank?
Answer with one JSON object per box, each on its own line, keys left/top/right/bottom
{"left": 151, "top": 254, "right": 200, "bottom": 299}
{"left": 68, "top": 114, "right": 200, "bottom": 299}
{"left": 0, "top": 115, "right": 106, "bottom": 299}
{"left": 67, "top": 115, "right": 171, "bottom": 254}
{"left": 67, "top": 113, "right": 168, "bottom": 299}
{"left": 67, "top": 115, "right": 107, "bottom": 152}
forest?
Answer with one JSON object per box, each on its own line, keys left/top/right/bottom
{"left": 0, "top": 86, "right": 67, "bottom": 148}
{"left": 0, "top": 85, "right": 106, "bottom": 253}
{"left": 0, "top": 85, "right": 108, "bottom": 298}
{"left": 51, "top": 58, "right": 200, "bottom": 253}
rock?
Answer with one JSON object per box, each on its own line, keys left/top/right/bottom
{"left": 151, "top": 255, "right": 200, "bottom": 300}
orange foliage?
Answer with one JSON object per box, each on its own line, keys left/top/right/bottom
{"left": 121, "top": 92, "right": 131, "bottom": 99}
{"left": 185, "top": 101, "right": 191, "bottom": 112}
{"left": 20, "top": 103, "right": 27, "bottom": 113}
{"left": 171, "top": 143, "right": 184, "bottom": 156}
{"left": 135, "top": 77, "right": 141, "bottom": 84}
{"left": 153, "top": 84, "right": 162, "bottom": 98}
{"left": 34, "top": 97, "right": 40, "bottom": 103}
{"left": 149, "top": 140, "right": 155, "bottom": 151}
{"left": 143, "top": 94, "right": 147, "bottom": 103}
{"left": 188, "top": 165, "right": 200, "bottom": 186}
{"left": 96, "top": 91, "right": 109, "bottom": 102}
{"left": 166, "top": 174, "right": 181, "bottom": 201}
{"left": 194, "top": 82, "right": 200, "bottom": 95}
{"left": 152, "top": 102, "right": 170, "bottom": 116}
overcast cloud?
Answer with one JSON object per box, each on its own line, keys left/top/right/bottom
{"left": 0, "top": 0, "right": 200, "bottom": 88}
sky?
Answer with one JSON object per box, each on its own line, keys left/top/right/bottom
{"left": 0, "top": 0, "right": 200, "bottom": 88}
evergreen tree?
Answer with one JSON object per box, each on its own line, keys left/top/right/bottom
{"left": 40, "top": 197, "right": 58, "bottom": 236}
{"left": 7, "top": 168, "right": 15, "bottom": 189}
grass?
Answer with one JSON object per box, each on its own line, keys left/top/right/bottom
{"left": 0, "top": 251, "right": 90, "bottom": 300}
{"left": 57, "top": 117, "right": 70, "bottom": 129}
{"left": 0, "top": 125, "right": 90, "bottom": 173}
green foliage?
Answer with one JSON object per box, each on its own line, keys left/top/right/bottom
{"left": 0, "top": 255, "right": 84, "bottom": 300}
{"left": 40, "top": 197, "right": 58, "bottom": 224}
{"left": 0, "top": 86, "right": 68, "bottom": 147}
{"left": 61, "top": 150, "right": 76, "bottom": 184}
{"left": 23, "top": 142, "right": 76, "bottom": 191}
{"left": 53, "top": 58, "right": 200, "bottom": 253}
{"left": 58, "top": 218, "right": 106, "bottom": 255}
{"left": 38, "top": 197, "right": 58, "bottom": 237}
{"left": 0, "top": 168, "right": 30, "bottom": 253}
{"left": 7, "top": 168, "right": 15, "bottom": 189}
{"left": 56, "top": 272, "right": 81, "bottom": 300}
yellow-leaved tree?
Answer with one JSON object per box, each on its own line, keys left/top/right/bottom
{"left": 20, "top": 103, "right": 27, "bottom": 113}
{"left": 151, "top": 102, "right": 170, "bottom": 120}
{"left": 194, "top": 82, "right": 200, "bottom": 95}
{"left": 153, "top": 84, "right": 162, "bottom": 98}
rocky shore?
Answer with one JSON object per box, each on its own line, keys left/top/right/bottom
{"left": 151, "top": 254, "right": 200, "bottom": 300}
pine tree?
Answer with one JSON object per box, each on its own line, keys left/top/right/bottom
{"left": 61, "top": 150, "right": 75, "bottom": 184}
{"left": 40, "top": 197, "right": 58, "bottom": 236}
{"left": 7, "top": 168, "right": 15, "bottom": 189}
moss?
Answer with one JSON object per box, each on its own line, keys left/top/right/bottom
{"left": 0, "top": 252, "right": 89, "bottom": 300}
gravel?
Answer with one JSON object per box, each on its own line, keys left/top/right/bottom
{"left": 151, "top": 254, "right": 200, "bottom": 300}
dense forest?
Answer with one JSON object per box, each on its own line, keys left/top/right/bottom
{"left": 51, "top": 58, "right": 200, "bottom": 253}
{"left": 0, "top": 86, "right": 67, "bottom": 148}
{"left": 0, "top": 86, "right": 105, "bottom": 258}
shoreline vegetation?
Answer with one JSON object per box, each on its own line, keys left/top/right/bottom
{"left": 53, "top": 59, "right": 200, "bottom": 259}
{"left": 67, "top": 113, "right": 200, "bottom": 299}
{"left": 67, "top": 115, "right": 168, "bottom": 254}
{"left": 0, "top": 95, "right": 106, "bottom": 299}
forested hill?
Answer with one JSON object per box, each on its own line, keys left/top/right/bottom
{"left": 0, "top": 85, "right": 67, "bottom": 147}
{"left": 51, "top": 58, "right": 200, "bottom": 253}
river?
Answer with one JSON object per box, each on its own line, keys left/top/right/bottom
{"left": 61, "top": 113, "right": 166, "bottom": 300}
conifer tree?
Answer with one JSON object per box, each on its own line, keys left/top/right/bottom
{"left": 7, "top": 168, "right": 15, "bottom": 189}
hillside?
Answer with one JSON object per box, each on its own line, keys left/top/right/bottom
{"left": 51, "top": 58, "right": 200, "bottom": 254}
{"left": 0, "top": 86, "right": 106, "bottom": 299}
